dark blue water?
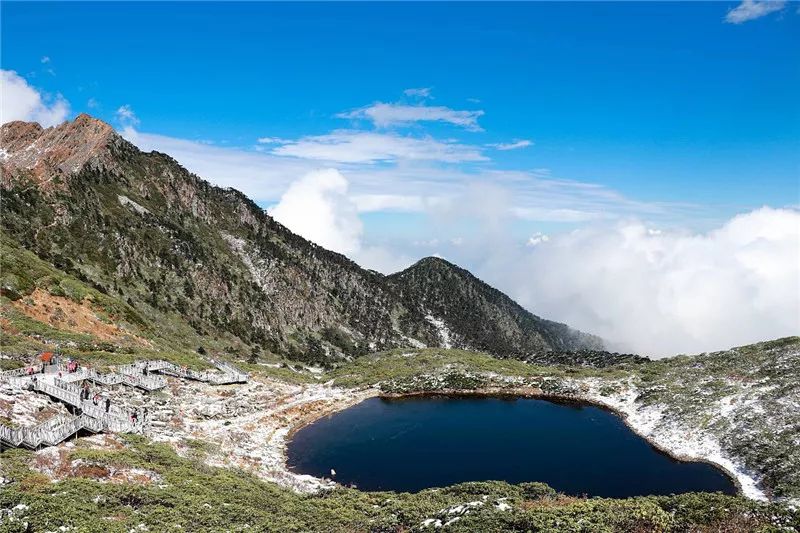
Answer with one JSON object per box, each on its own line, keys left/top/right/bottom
{"left": 287, "top": 396, "right": 737, "bottom": 497}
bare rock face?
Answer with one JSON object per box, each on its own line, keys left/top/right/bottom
{"left": 1, "top": 114, "right": 605, "bottom": 365}
{"left": 1, "top": 114, "right": 121, "bottom": 189}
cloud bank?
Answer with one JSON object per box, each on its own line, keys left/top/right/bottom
{"left": 477, "top": 207, "right": 800, "bottom": 357}
{"left": 0, "top": 69, "right": 69, "bottom": 126}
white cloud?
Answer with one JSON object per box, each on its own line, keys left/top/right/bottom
{"left": 268, "top": 169, "right": 414, "bottom": 273}
{"left": 41, "top": 56, "right": 51, "bottom": 64}
{"left": 122, "top": 126, "right": 686, "bottom": 227}
{"left": 403, "top": 87, "right": 432, "bottom": 98}
{"left": 352, "top": 194, "right": 428, "bottom": 212}
{"left": 116, "top": 105, "right": 139, "bottom": 126}
{"left": 256, "top": 136, "right": 289, "bottom": 144}
{"left": 271, "top": 130, "right": 488, "bottom": 163}
{"left": 725, "top": 0, "right": 786, "bottom": 23}
{"left": 87, "top": 98, "right": 99, "bottom": 109}
{"left": 512, "top": 206, "right": 607, "bottom": 223}
{"left": 338, "top": 102, "right": 485, "bottom": 131}
{"left": 475, "top": 207, "right": 800, "bottom": 357}
{"left": 526, "top": 233, "right": 550, "bottom": 246}
{"left": 488, "top": 139, "right": 533, "bottom": 151}
{"left": 269, "top": 169, "right": 363, "bottom": 256}
{"left": 121, "top": 127, "right": 316, "bottom": 200}
{"left": 356, "top": 246, "right": 416, "bottom": 274}
{"left": 0, "top": 70, "right": 69, "bottom": 127}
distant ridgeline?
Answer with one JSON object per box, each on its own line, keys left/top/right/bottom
{"left": 1, "top": 115, "right": 605, "bottom": 366}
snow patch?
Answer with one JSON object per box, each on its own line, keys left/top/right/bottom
{"left": 425, "top": 314, "right": 453, "bottom": 349}
{"left": 117, "top": 195, "right": 150, "bottom": 215}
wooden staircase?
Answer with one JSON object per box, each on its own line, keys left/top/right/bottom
{"left": 0, "top": 357, "right": 248, "bottom": 450}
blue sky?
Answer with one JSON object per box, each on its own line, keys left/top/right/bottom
{"left": 2, "top": 2, "right": 799, "bottom": 353}
{"left": 4, "top": 2, "right": 798, "bottom": 209}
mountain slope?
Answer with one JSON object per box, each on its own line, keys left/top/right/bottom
{"left": 389, "top": 257, "right": 604, "bottom": 358}
{"left": 1, "top": 115, "right": 602, "bottom": 363}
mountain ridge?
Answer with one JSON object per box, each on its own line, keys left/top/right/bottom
{"left": 389, "top": 256, "right": 605, "bottom": 357}
{"left": 1, "top": 114, "right": 604, "bottom": 365}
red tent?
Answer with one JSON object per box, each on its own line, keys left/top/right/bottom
{"left": 39, "top": 352, "right": 53, "bottom": 363}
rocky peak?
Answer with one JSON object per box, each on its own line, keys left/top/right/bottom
{"left": 390, "top": 254, "right": 604, "bottom": 356}
{"left": 410, "top": 256, "right": 458, "bottom": 271}
{"left": 0, "top": 113, "right": 122, "bottom": 189}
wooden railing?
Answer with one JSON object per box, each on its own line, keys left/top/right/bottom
{"left": 1, "top": 357, "right": 247, "bottom": 449}
{"left": 0, "top": 413, "right": 95, "bottom": 449}
{"left": 50, "top": 364, "right": 166, "bottom": 391}
{"left": 145, "top": 359, "right": 248, "bottom": 384}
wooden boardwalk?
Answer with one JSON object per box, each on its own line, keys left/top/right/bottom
{"left": 0, "top": 358, "right": 248, "bottom": 449}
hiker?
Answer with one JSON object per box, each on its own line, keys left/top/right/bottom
{"left": 27, "top": 366, "right": 34, "bottom": 376}
{"left": 82, "top": 382, "right": 90, "bottom": 401}
{"left": 105, "top": 397, "right": 111, "bottom": 413}
{"left": 143, "top": 364, "right": 149, "bottom": 376}
{"left": 93, "top": 393, "right": 100, "bottom": 406}
{"left": 143, "top": 407, "right": 149, "bottom": 424}
{"left": 131, "top": 409, "right": 139, "bottom": 425}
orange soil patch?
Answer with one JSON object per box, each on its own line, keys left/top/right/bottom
{"left": 0, "top": 316, "right": 20, "bottom": 335}
{"left": 10, "top": 288, "right": 149, "bottom": 346}
{"left": 72, "top": 463, "right": 112, "bottom": 480}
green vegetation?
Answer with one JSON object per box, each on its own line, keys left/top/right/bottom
{"left": 1, "top": 436, "right": 796, "bottom": 532}
{"left": 0, "top": 230, "right": 258, "bottom": 370}
{"left": 329, "top": 347, "right": 630, "bottom": 389}
{"left": 626, "top": 337, "right": 800, "bottom": 500}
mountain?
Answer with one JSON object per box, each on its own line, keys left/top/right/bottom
{"left": 0, "top": 115, "right": 602, "bottom": 364}
{"left": 388, "top": 257, "right": 604, "bottom": 357}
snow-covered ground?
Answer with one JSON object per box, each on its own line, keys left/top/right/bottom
{"left": 577, "top": 377, "right": 767, "bottom": 500}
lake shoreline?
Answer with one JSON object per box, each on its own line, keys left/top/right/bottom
{"left": 285, "top": 385, "right": 750, "bottom": 498}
